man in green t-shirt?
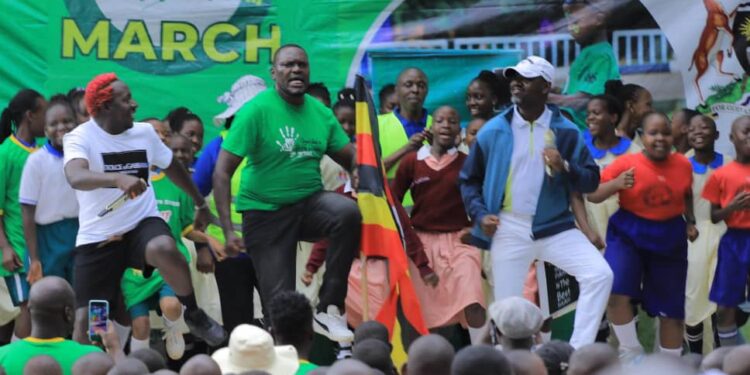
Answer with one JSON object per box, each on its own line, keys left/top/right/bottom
{"left": 0, "top": 276, "right": 117, "bottom": 375}
{"left": 214, "top": 44, "right": 359, "bottom": 344}
{"left": 549, "top": 0, "right": 621, "bottom": 130}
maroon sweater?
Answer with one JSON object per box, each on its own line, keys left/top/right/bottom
{"left": 305, "top": 186, "right": 433, "bottom": 277}
{"left": 392, "top": 151, "right": 471, "bottom": 232}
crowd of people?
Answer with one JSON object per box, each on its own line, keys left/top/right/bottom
{"left": 0, "top": 2, "right": 750, "bottom": 374}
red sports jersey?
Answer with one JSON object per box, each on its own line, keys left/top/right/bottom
{"left": 701, "top": 161, "right": 750, "bottom": 229}
{"left": 601, "top": 152, "right": 692, "bottom": 221}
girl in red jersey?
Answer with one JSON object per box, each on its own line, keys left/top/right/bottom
{"left": 392, "top": 105, "right": 486, "bottom": 335}
{"left": 588, "top": 112, "right": 697, "bottom": 358}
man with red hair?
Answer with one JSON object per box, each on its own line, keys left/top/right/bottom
{"left": 62, "top": 73, "right": 226, "bottom": 346}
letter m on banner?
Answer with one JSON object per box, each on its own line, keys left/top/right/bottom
{"left": 354, "top": 75, "right": 428, "bottom": 336}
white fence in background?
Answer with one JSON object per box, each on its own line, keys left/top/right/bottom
{"left": 369, "top": 29, "right": 671, "bottom": 72}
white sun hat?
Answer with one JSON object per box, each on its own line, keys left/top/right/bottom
{"left": 213, "top": 74, "right": 267, "bottom": 125}
{"left": 211, "top": 324, "right": 299, "bottom": 375}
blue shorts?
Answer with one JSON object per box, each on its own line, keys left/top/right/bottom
{"left": 36, "top": 218, "right": 78, "bottom": 284}
{"left": 605, "top": 210, "right": 688, "bottom": 319}
{"left": 710, "top": 229, "right": 750, "bottom": 307}
{"left": 128, "top": 283, "right": 176, "bottom": 318}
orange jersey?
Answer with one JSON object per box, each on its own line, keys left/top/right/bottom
{"left": 601, "top": 152, "right": 692, "bottom": 221}
{"left": 701, "top": 161, "right": 750, "bottom": 229}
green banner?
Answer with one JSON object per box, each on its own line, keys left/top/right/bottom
{"left": 0, "top": 0, "right": 385, "bottom": 140}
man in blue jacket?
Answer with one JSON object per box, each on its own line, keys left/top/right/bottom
{"left": 459, "top": 56, "right": 613, "bottom": 349}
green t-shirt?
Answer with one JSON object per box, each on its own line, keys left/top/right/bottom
{"left": 121, "top": 172, "right": 193, "bottom": 310}
{"left": 0, "top": 337, "right": 101, "bottom": 375}
{"left": 296, "top": 360, "right": 318, "bottom": 374}
{"left": 0, "top": 135, "right": 36, "bottom": 276}
{"left": 563, "top": 41, "right": 621, "bottom": 130}
{"left": 377, "top": 112, "right": 432, "bottom": 206}
{"left": 222, "top": 89, "right": 351, "bottom": 211}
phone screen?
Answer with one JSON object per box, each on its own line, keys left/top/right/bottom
{"left": 88, "top": 300, "right": 109, "bottom": 343}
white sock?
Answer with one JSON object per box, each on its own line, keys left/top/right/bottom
{"left": 130, "top": 336, "right": 150, "bottom": 353}
{"left": 612, "top": 320, "right": 642, "bottom": 351}
{"left": 112, "top": 321, "right": 131, "bottom": 350}
{"left": 11, "top": 334, "right": 19, "bottom": 343}
{"left": 540, "top": 331, "right": 552, "bottom": 343}
{"left": 660, "top": 346, "right": 682, "bottom": 356}
{"left": 163, "top": 313, "right": 180, "bottom": 329}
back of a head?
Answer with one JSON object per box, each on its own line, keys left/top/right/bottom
{"left": 407, "top": 334, "right": 454, "bottom": 375}
{"left": 617, "top": 354, "right": 697, "bottom": 375}
{"left": 106, "top": 358, "right": 149, "bottom": 375}
{"left": 353, "top": 339, "right": 394, "bottom": 375}
{"left": 723, "top": 345, "right": 750, "bottom": 375}
{"left": 73, "top": 352, "right": 115, "bottom": 375}
{"left": 128, "top": 348, "right": 166, "bottom": 372}
{"left": 452, "top": 345, "right": 512, "bottom": 375}
{"left": 681, "top": 353, "right": 702, "bottom": 371}
{"left": 354, "top": 321, "right": 390, "bottom": 347}
{"left": 28, "top": 276, "right": 75, "bottom": 317}
{"left": 180, "top": 354, "right": 221, "bottom": 375}
{"left": 23, "top": 355, "right": 63, "bottom": 375}
{"left": 329, "top": 359, "right": 375, "bottom": 375}
{"left": 702, "top": 346, "right": 733, "bottom": 371}
{"left": 535, "top": 341, "right": 575, "bottom": 375}
{"left": 506, "top": 350, "right": 547, "bottom": 375}
{"left": 267, "top": 291, "right": 313, "bottom": 349}
{"left": 568, "top": 343, "right": 619, "bottom": 375}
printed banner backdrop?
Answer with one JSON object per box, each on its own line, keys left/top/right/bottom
{"left": 4, "top": 0, "right": 742, "bottom": 151}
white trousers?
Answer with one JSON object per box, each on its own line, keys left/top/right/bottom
{"left": 491, "top": 212, "right": 613, "bottom": 349}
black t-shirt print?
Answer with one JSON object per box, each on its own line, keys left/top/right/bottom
{"left": 101, "top": 150, "right": 149, "bottom": 181}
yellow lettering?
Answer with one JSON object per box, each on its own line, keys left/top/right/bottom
{"left": 113, "top": 21, "right": 157, "bottom": 60}
{"left": 203, "top": 23, "right": 240, "bottom": 63}
{"left": 245, "top": 24, "right": 281, "bottom": 63}
{"left": 161, "top": 22, "right": 199, "bottom": 61}
{"left": 62, "top": 19, "right": 109, "bottom": 59}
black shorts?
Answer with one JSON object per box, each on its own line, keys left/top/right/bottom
{"left": 73, "top": 216, "right": 172, "bottom": 309}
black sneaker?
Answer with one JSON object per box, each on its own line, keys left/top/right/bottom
{"left": 184, "top": 308, "right": 227, "bottom": 347}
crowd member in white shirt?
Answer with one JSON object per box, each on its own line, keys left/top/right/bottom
{"left": 20, "top": 95, "right": 80, "bottom": 285}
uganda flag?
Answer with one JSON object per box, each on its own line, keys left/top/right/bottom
{"left": 354, "top": 75, "right": 428, "bottom": 336}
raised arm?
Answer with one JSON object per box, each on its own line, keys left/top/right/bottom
{"left": 163, "top": 157, "right": 209, "bottom": 231}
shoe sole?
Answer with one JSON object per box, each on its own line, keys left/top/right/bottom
{"left": 313, "top": 318, "right": 353, "bottom": 343}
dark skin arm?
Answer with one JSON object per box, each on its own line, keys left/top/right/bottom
{"left": 383, "top": 130, "right": 429, "bottom": 172}
{"left": 21, "top": 204, "right": 42, "bottom": 283}
{"left": 587, "top": 168, "right": 635, "bottom": 203}
{"left": 710, "top": 191, "right": 750, "bottom": 224}
{"left": 0, "top": 217, "right": 22, "bottom": 273}
{"left": 64, "top": 158, "right": 147, "bottom": 196}
{"left": 162, "top": 158, "right": 209, "bottom": 231}
{"left": 213, "top": 150, "right": 244, "bottom": 256}
{"left": 684, "top": 190, "right": 699, "bottom": 242}
{"left": 570, "top": 192, "right": 604, "bottom": 249}
{"left": 329, "top": 143, "right": 356, "bottom": 172}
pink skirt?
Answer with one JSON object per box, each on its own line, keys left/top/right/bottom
{"left": 410, "top": 230, "right": 485, "bottom": 328}
{"left": 345, "top": 258, "right": 389, "bottom": 328}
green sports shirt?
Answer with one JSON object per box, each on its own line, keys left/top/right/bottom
{"left": 120, "top": 172, "right": 193, "bottom": 310}
{"left": 222, "top": 89, "right": 351, "bottom": 211}
{"left": 0, "top": 337, "right": 101, "bottom": 375}
{"left": 0, "top": 135, "right": 36, "bottom": 276}
{"left": 563, "top": 41, "right": 621, "bottom": 130}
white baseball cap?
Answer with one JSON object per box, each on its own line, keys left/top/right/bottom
{"left": 489, "top": 296, "right": 544, "bottom": 339}
{"left": 213, "top": 75, "right": 267, "bottom": 125}
{"left": 503, "top": 56, "right": 555, "bottom": 83}
{"left": 211, "top": 324, "right": 299, "bottom": 375}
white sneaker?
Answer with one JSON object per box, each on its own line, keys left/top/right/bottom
{"left": 618, "top": 347, "right": 645, "bottom": 366}
{"left": 163, "top": 324, "right": 185, "bottom": 360}
{"left": 313, "top": 305, "right": 354, "bottom": 343}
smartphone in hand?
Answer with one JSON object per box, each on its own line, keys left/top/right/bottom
{"left": 88, "top": 300, "right": 109, "bottom": 344}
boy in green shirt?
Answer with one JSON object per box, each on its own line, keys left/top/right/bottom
{"left": 549, "top": 0, "right": 621, "bottom": 130}
{"left": 120, "top": 134, "right": 214, "bottom": 360}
